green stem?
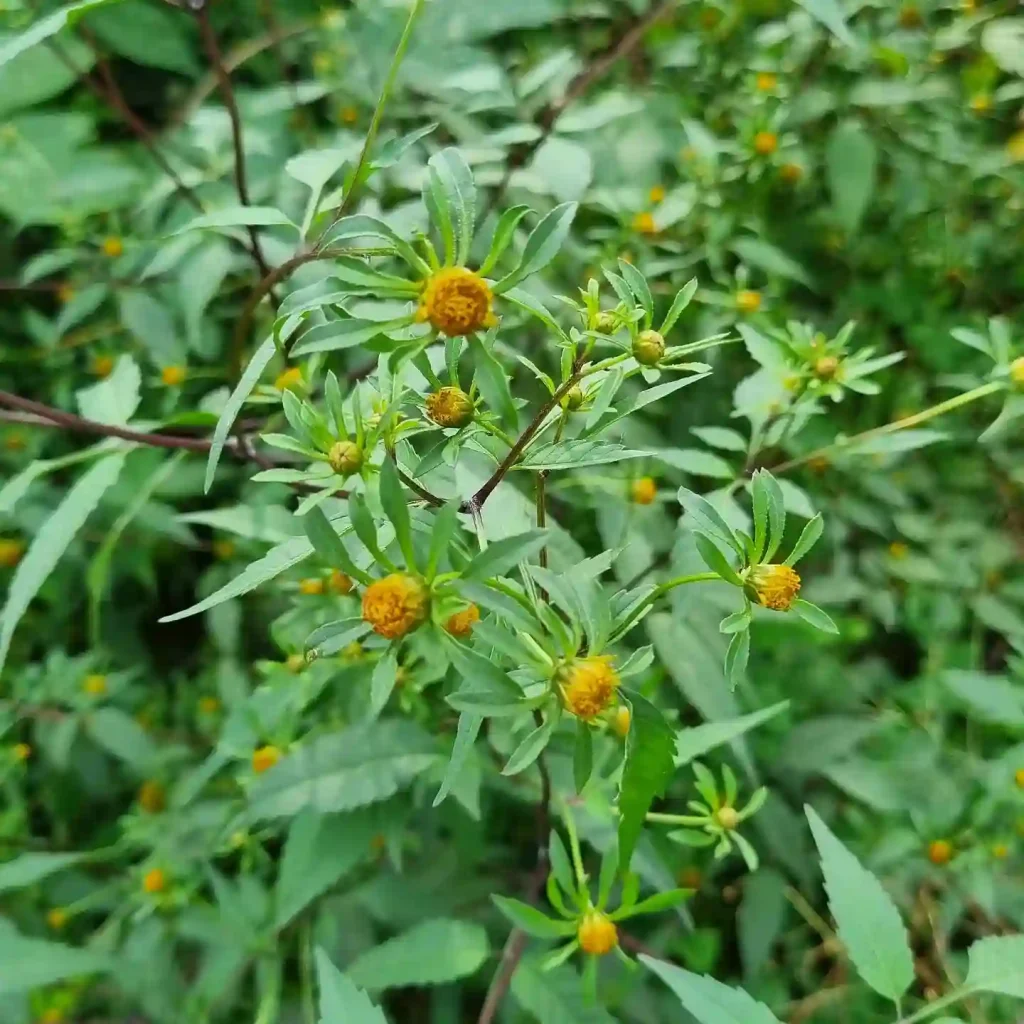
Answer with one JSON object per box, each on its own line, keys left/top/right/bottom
{"left": 774, "top": 381, "right": 1005, "bottom": 474}
{"left": 300, "top": 918, "right": 315, "bottom": 1024}
{"left": 896, "top": 987, "right": 973, "bottom": 1024}
{"left": 562, "top": 805, "right": 587, "bottom": 891}
{"left": 611, "top": 573, "right": 720, "bottom": 641}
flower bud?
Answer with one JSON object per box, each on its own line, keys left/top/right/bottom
{"left": 561, "top": 386, "right": 584, "bottom": 412}
{"left": 577, "top": 910, "right": 618, "bottom": 955}
{"left": 633, "top": 329, "right": 666, "bottom": 366}
{"left": 328, "top": 440, "right": 363, "bottom": 477}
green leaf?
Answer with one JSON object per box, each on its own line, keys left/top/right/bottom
{"left": 205, "top": 334, "right": 277, "bottom": 492}
{"left": 248, "top": 720, "right": 437, "bottom": 819}
{"left": 786, "top": 514, "right": 823, "bottom": 565}
{"left": 428, "top": 148, "right": 476, "bottom": 266}
{"left": 303, "top": 507, "right": 366, "bottom": 582}
{"left": 346, "top": 919, "right": 489, "bottom": 990}
{"left": 0, "top": 925, "right": 110, "bottom": 994}
{"left": 617, "top": 691, "right": 676, "bottom": 871}
{"left": 0, "top": 0, "right": 122, "bottom": 69}
{"left": 965, "top": 935, "right": 1024, "bottom": 998}
{"left": 86, "top": 0, "right": 197, "bottom": 74}
{"left": 826, "top": 122, "right": 877, "bottom": 234}
{"left": 478, "top": 204, "right": 531, "bottom": 277}
{"left": 426, "top": 501, "right": 461, "bottom": 580}
{"left": 76, "top": 355, "right": 140, "bottom": 426}
{"left": 640, "top": 956, "right": 783, "bottom": 1024}
{"left": 616, "top": 887, "right": 691, "bottom": 919}
{"left": 495, "top": 202, "right": 577, "bottom": 293}
{"left": 942, "top": 671, "right": 1024, "bottom": 726}
{"left": 676, "top": 702, "right": 789, "bottom": 766}
{"left": 738, "top": 868, "right": 788, "bottom": 981}
{"left": 379, "top": 458, "right": 416, "bottom": 570}
{"left": 804, "top": 805, "right": 913, "bottom": 1001}
{"left": 470, "top": 333, "right": 518, "bottom": 432}
{"left": 793, "top": 599, "right": 839, "bottom": 634}
{"left": 724, "top": 629, "right": 750, "bottom": 689}
{"left": 0, "top": 852, "right": 83, "bottom": 894}
{"left": 694, "top": 533, "right": 743, "bottom": 585}
{"left": 511, "top": 957, "right": 618, "bottom": 1024}
{"left": 86, "top": 707, "right": 158, "bottom": 772}
{"left": 493, "top": 896, "right": 576, "bottom": 938}
{"left": 433, "top": 711, "right": 483, "bottom": 809}
{"left": 660, "top": 279, "right": 699, "bottom": 335}
{"left": 291, "top": 319, "right": 396, "bottom": 357}
{"left": 796, "top": 0, "right": 857, "bottom": 47}
{"left": 174, "top": 206, "right": 297, "bottom": 234}
{"left": 0, "top": 453, "right": 125, "bottom": 676}
{"left": 503, "top": 716, "right": 555, "bottom": 776}
{"left": 617, "top": 259, "right": 653, "bottom": 322}
{"left": 731, "top": 238, "right": 811, "bottom": 287}
{"left": 160, "top": 536, "right": 313, "bottom": 622}
{"left": 369, "top": 647, "right": 399, "bottom": 720}
{"left": 516, "top": 440, "right": 649, "bottom": 471}
{"left": 461, "top": 530, "right": 548, "bottom": 580}
{"left": 275, "top": 809, "right": 375, "bottom": 928}
{"left": 316, "top": 949, "right": 388, "bottom": 1024}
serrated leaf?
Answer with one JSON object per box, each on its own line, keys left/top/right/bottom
{"left": 617, "top": 691, "right": 675, "bottom": 870}
{"left": 346, "top": 919, "right": 489, "bottom": 990}
{"left": 676, "top": 702, "right": 789, "bottom": 766}
{"left": 805, "top": 805, "right": 913, "bottom": 1001}
{"left": 965, "top": 935, "right": 1024, "bottom": 998}
{"left": 248, "top": 720, "right": 437, "bottom": 819}
{"left": 316, "top": 949, "right": 388, "bottom": 1024}
{"left": 516, "top": 440, "right": 649, "bottom": 471}
{"left": 0, "top": 453, "right": 125, "bottom": 676}
{"left": 495, "top": 202, "right": 577, "bottom": 292}
{"left": 640, "top": 956, "right": 783, "bottom": 1023}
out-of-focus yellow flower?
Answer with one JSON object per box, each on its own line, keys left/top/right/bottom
{"left": 445, "top": 603, "right": 480, "bottom": 639}
{"left": 815, "top": 356, "right": 839, "bottom": 379}
{"left": 1015, "top": 767, "right": 1024, "bottom": 789}
{"left": 969, "top": 93, "right": 992, "bottom": 114}
{"left": 753, "top": 131, "right": 778, "bottom": 155}
{"left": 213, "top": 539, "right": 235, "bottom": 561}
{"left": 780, "top": 162, "right": 803, "bottom": 183}
{"left": 252, "top": 745, "right": 281, "bottom": 774}
{"left": 47, "top": 907, "right": 69, "bottom": 931}
{"left": 198, "top": 696, "right": 220, "bottom": 715}
{"left": 1010, "top": 357, "right": 1024, "bottom": 386}
{"left": 1007, "top": 131, "right": 1024, "bottom": 162}
{"left": 632, "top": 211, "right": 657, "bottom": 236}
{"left": 416, "top": 267, "right": 496, "bottom": 337}
{"left": 143, "top": 867, "right": 167, "bottom": 893}
{"left": 0, "top": 538, "right": 24, "bottom": 568}
{"left": 329, "top": 570, "right": 354, "bottom": 595}
{"left": 612, "top": 705, "right": 631, "bottom": 737}
{"left": 755, "top": 72, "right": 777, "bottom": 91}
{"left": 299, "top": 577, "right": 325, "bottom": 596}
{"left": 274, "top": 366, "right": 304, "bottom": 392}
{"left": 286, "top": 653, "right": 306, "bottom": 673}
{"left": 631, "top": 477, "right": 657, "bottom": 505}
{"left": 898, "top": 4, "right": 922, "bottom": 28}
{"left": 83, "top": 674, "right": 108, "bottom": 696}
{"left": 747, "top": 564, "right": 801, "bottom": 611}
{"left": 339, "top": 105, "right": 358, "bottom": 124}
{"left": 735, "top": 290, "right": 762, "bottom": 314}
{"left": 577, "top": 910, "right": 618, "bottom": 955}
{"left": 992, "top": 842, "right": 1009, "bottom": 860}
{"left": 138, "top": 780, "right": 166, "bottom": 814}
{"left": 928, "top": 839, "right": 953, "bottom": 865}
{"left": 889, "top": 541, "right": 909, "bottom": 560}
{"left": 57, "top": 283, "right": 75, "bottom": 304}
{"left": 648, "top": 184, "right": 667, "bottom": 204}
{"left": 161, "top": 365, "right": 186, "bottom": 387}
{"left": 362, "top": 574, "right": 430, "bottom": 639}
{"left": 102, "top": 236, "right": 123, "bottom": 258}
{"left": 13, "top": 742, "right": 31, "bottom": 762}
{"left": 91, "top": 355, "right": 114, "bottom": 378}
{"left": 559, "top": 656, "right": 620, "bottom": 721}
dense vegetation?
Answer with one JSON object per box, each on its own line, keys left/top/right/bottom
{"left": 1, "top": 1, "right": 1023, "bottom": 1022}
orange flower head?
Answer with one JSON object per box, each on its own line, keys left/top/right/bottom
{"left": 631, "top": 477, "right": 657, "bottom": 505}
{"left": 780, "top": 162, "right": 803, "bottom": 183}
{"left": 560, "top": 656, "right": 620, "bottom": 721}
{"left": 889, "top": 541, "right": 909, "bottom": 560}
{"left": 102, "top": 236, "right": 124, "bottom": 258}
{"left": 362, "top": 574, "right": 430, "bottom": 640}
{"left": 632, "top": 211, "right": 657, "bottom": 236}
{"left": 252, "top": 745, "right": 281, "bottom": 774}
{"left": 161, "top": 365, "right": 186, "bottom": 387}
{"left": 747, "top": 564, "right": 801, "bottom": 611}
{"left": 329, "top": 570, "right": 354, "bottom": 595}
{"left": 83, "top": 674, "right": 108, "bottom": 696}
{"left": 445, "top": 603, "right": 480, "bottom": 639}
{"left": 299, "top": 577, "right": 325, "bottom": 596}
{"left": 753, "top": 131, "right": 778, "bottom": 156}
{"left": 755, "top": 72, "right": 777, "bottom": 91}
{"left": 426, "top": 386, "right": 474, "bottom": 428}
{"left": 92, "top": 355, "right": 114, "bottom": 378}
{"left": 47, "top": 907, "right": 68, "bottom": 931}
{"left": 577, "top": 910, "right": 618, "bottom": 955}
{"left": 0, "top": 538, "right": 24, "bottom": 568}
{"left": 416, "top": 267, "right": 496, "bottom": 337}
{"left": 143, "top": 867, "right": 167, "bottom": 893}
{"left": 928, "top": 839, "right": 953, "bottom": 865}
{"left": 274, "top": 366, "right": 304, "bottom": 392}
{"left": 735, "top": 290, "right": 762, "bottom": 314}
{"left": 633, "top": 329, "right": 665, "bottom": 366}
{"left": 138, "top": 780, "right": 166, "bottom": 814}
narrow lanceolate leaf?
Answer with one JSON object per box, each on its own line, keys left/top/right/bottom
{"left": 173, "top": 206, "right": 297, "bottom": 234}
{"left": 433, "top": 711, "right": 483, "bottom": 808}
{"left": 676, "top": 702, "right": 790, "bottom": 766}
{"left": 503, "top": 716, "right": 555, "bottom": 776}
{"left": 965, "top": 935, "right": 1024, "bottom": 998}
{"left": 0, "top": 853, "right": 84, "bottom": 894}
{"left": 205, "top": 334, "right": 277, "bottom": 492}
{"left": 345, "top": 919, "right": 489, "bottom": 990}
{"left": 0, "top": 0, "right": 122, "bottom": 68}
{"left": 461, "top": 531, "right": 548, "bottom": 580}
{"left": 0, "top": 931, "right": 110, "bottom": 995}
{"left": 248, "top": 720, "right": 438, "bottom": 819}
{"left": 0, "top": 453, "right": 125, "bottom": 675}
{"left": 617, "top": 690, "right": 676, "bottom": 870}
{"left": 316, "top": 949, "right": 388, "bottom": 1024}
{"left": 368, "top": 646, "right": 399, "bottom": 720}
{"left": 495, "top": 202, "right": 578, "bottom": 293}
{"left": 804, "top": 805, "right": 913, "bottom": 1001}
{"left": 379, "top": 456, "right": 416, "bottom": 569}
{"left": 640, "top": 957, "right": 783, "bottom": 1024}
{"left": 492, "top": 897, "right": 576, "bottom": 939}
{"left": 516, "top": 440, "right": 649, "bottom": 471}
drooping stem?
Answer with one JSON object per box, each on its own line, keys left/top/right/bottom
{"left": 772, "top": 381, "right": 1005, "bottom": 475}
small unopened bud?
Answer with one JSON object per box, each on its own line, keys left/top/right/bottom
{"left": 715, "top": 806, "right": 740, "bottom": 831}
{"left": 633, "top": 329, "right": 666, "bottom": 366}
{"left": 815, "top": 355, "right": 839, "bottom": 380}
{"left": 328, "top": 440, "right": 363, "bottom": 476}
{"left": 594, "top": 311, "right": 618, "bottom": 334}
{"left": 561, "top": 386, "right": 584, "bottom": 412}
{"left": 1010, "top": 357, "right": 1024, "bottom": 387}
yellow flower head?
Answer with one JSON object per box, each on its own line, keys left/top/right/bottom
{"left": 780, "top": 162, "right": 803, "bottom": 183}
{"left": 252, "top": 745, "right": 281, "bottom": 774}
{"left": 0, "top": 538, "right": 24, "bottom": 568}
{"left": 577, "top": 910, "right": 618, "bottom": 956}
{"left": 445, "top": 603, "right": 480, "bottom": 639}
{"left": 329, "top": 570, "right": 354, "bottom": 595}
{"left": 138, "top": 780, "right": 166, "bottom": 814}
{"left": 83, "top": 674, "right": 108, "bottom": 696}
{"left": 753, "top": 131, "right": 778, "bottom": 156}
{"left": 161, "top": 365, "right": 186, "bottom": 387}
{"left": 815, "top": 355, "right": 840, "bottom": 380}
{"left": 143, "top": 867, "right": 167, "bottom": 893}
{"left": 648, "top": 184, "right": 667, "bottom": 204}
{"left": 755, "top": 72, "right": 777, "bottom": 91}
{"left": 632, "top": 211, "right": 657, "bottom": 236}
{"left": 426, "top": 386, "right": 475, "bottom": 428}
{"left": 735, "top": 290, "right": 762, "bottom": 314}
{"left": 889, "top": 541, "right": 909, "bottom": 560}
{"left": 970, "top": 93, "right": 991, "bottom": 114}
{"left": 416, "top": 267, "right": 496, "bottom": 337}
{"left": 327, "top": 440, "right": 363, "bottom": 477}
{"left": 633, "top": 329, "right": 665, "bottom": 367}
{"left": 1008, "top": 131, "right": 1024, "bottom": 163}
{"left": 102, "top": 236, "right": 123, "bottom": 258}
{"left": 1010, "top": 357, "right": 1024, "bottom": 387}
{"left": 559, "top": 656, "right": 620, "bottom": 721}
{"left": 47, "top": 907, "right": 68, "bottom": 931}
{"left": 747, "top": 563, "right": 801, "bottom": 611}
{"left": 340, "top": 105, "right": 358, "bottom": 124}
{"left": 928, "top": 839, "right": 953, "bottom": 865}
{"left": 13, "top": 742, "right": 31, "bottom": 762}
{"left": 92, "top": 355, "right": 114, "bottom": 379}
{"left": 1015, "top": 767, "right": 1024, "bottom": 789}
{"left": 612, "top": 705, "right": 631, "bottom": 738}
{"left": 898, "top": 4, "right": 922, "bottom": 28}
{"left": 198, "top": 696, "right": 220, "bottom": 715}
{"left": 631, "top": 477, "right": 657, "bottom": 505}
{"left": 362, "top": 573, "right": 430, "bottom": 639}
{"left": 57, "top": 283, "right": 75, "bottom": 305}
{"left": 299, "top": 577, "right": 325, "bottom": 596}
{"left": 992, "top": 842, "right": 1009, "bottom": 860}
{"left": 274, "top": 366, "right": 304, "bottom": 392}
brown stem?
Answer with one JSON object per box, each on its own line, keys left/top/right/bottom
{"left": 195, "top": 6, "right": 276, "bottom": 284}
